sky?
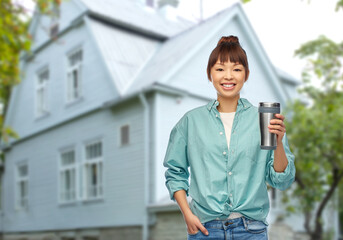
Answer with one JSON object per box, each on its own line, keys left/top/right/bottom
{"left": 17, "top": 0, "right": 343, "bottom": 81}
{"left": 177, "top": 0, "right": 343, "bottom": 81}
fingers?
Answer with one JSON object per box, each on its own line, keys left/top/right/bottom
{"left": 187, "top": 222, "right": 208, "bottom": 236}
{"left": 269, "top": 114, "right": 286, "bottom": 129}
{"left": 268, "top": 124, "right": 286, "bottom": 133}
{"left": 275, "top": 113, "right": 285, "bottom": 121}
{"left": 187, "top": 227, "right": 199, "bottom": 235}
{"left": 198, "top": 223, "right": 209, "bottom": 236}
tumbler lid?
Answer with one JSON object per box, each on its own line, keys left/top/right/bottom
{"left": 259, "top": 102, "right": 280, "bottom": 107}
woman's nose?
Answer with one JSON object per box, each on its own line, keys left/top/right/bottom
{"left": 225, "top": 71, "right": 233, "bottom": 80}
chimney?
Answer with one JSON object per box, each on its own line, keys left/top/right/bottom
{"left": 157, "top": 0, "right": 179, "bottom": 8}
{"left": 157, "top": 0, "right": 180, "bottom": 21}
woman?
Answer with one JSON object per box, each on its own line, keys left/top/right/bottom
{"left": 163, "top": 35, "right": 295, "bottom": 239}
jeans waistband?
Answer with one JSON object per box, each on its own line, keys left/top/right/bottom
{"left": 203, "top": 217, "right": 247, "bottom": 230}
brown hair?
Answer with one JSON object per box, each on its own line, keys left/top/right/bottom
{"left": 206, "top": 36, "right": 249, "bottom": 81}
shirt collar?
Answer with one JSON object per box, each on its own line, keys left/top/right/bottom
{"left": 206, "top": 98, "right": 253, "bottom": 112}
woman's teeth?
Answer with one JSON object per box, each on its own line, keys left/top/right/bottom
{"left": 223, "top": 84, "right": 234, "bottom": 87}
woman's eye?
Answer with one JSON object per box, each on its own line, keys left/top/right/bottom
{"left": 216, "top": 68, "right": 224, "bottom": 71}
{"left": 234, "top": 69, "right": 242, "bottom": 72}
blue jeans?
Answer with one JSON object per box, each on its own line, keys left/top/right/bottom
{"left": 187, "top": 217, "right": 268, "bottom": 240}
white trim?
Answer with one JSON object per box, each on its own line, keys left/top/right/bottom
{"left": 65, "top": 46, "right": 83, "bottom": 105}
{"left": 81, "top": 138, "right": 104, "bottom": 202}
{"left": 34, "top": 66, "right": 49, "bottom": 119}
{"left": 15, "top": 160, "right": 29, "bottom": 211}
{"left": 58, "top": 146, "right": 78, "bottom": 205}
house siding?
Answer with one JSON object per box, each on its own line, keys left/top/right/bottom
{"left": 1, "top": 98, "right": 146, "bottom": 233}
{"left": 5, "top": 21, "right": 119, "bottom": 143}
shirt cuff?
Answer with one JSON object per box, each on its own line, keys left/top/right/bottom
{"left": 166, "top": 181, "right": 189, "bottom": 201}
{"left": 270, "top": 160, "right": 293, "bottom": 184}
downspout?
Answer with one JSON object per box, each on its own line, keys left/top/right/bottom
{"left": 139, "top": 92, "right": 150, "bottom": 240}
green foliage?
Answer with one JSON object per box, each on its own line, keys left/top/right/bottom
{"left": 284, "top": 36, "right": 343, "bottom": 239}
{"left": 0, "top": 0, "right": 60, "bottom": 144}
{"left": 336, "top": 0, "right": 343, "bottom": 11}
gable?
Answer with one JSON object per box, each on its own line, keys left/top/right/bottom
{"left": 126, "top": 3, "right": 291, "bottom": 106}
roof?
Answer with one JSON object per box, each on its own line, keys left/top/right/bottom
{"left": 87, "top": 18, "right": 161, "bottom": 95}
{"left": 79, "top": 0, "right": 194, "bottom": 38}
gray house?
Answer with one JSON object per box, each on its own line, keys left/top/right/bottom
{"left": 2, "top": 0, "right": 337, "bottom": 240}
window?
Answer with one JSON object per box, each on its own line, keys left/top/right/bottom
{"left": 50, "top": 24, "right": 59, "bottom": 38}
{"left": 49, "top": 3, "right": 60, "bottom": 39}
{"left": 59, "top": 150, "right": 77, "bottom": 203}
{"left": 83, "top": 141, "right": 103, "bottom": 200}
{"left": 16, "top": 163, "right": 28, "bottom": 210}
{"left": 120, "top": 125, "right": 130, "bottom": 146}
{"left": 67, "top": 49, "right": 83, "bottom": 103}
{"left": 36, "top": 68, "right": 49, "bottom": 117}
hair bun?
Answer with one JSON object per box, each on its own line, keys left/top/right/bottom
{"left": 217, "top": 35, "right": 240, "bottom": 46}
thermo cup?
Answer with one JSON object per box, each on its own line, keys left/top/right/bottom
{"left": 258, "top": 102, "right": 280, "bottom": 150}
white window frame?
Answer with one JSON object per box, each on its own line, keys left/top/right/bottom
{"left": 58, "top": 147, "right": 77, "bottom": 204}
{"left": 35, "top": 67, "right": 49, "bottom": 118}
{"left": 15, "top": 161, "right": 29, "bottom": 210}
{"left": 66, "top": 47, "right": 83, "bottom": 104}
{"left": 82, "top": 139, "right": 103, "bottom": 201}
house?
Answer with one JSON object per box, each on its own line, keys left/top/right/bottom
{"left": 1, "top": 0, "right": 337, "bottom": 239}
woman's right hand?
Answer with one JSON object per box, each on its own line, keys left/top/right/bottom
{"left": 184, "top": 212, "right": 209, "bottom": 236}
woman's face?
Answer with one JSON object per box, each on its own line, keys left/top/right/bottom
{"left": 210, "top": 60, "right": 248, "bottom": 100}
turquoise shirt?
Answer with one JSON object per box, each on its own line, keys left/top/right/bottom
{"left": 163, "top": 98, "right": 295, "bottom": 224}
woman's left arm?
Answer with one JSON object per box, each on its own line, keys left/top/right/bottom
{"left": 268, "top": 113, "right": 288, "bottom": 172}
{"left": 265, "top": 113, "right": 296, "bottom": 190}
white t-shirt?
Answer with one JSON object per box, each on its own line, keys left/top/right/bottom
{"left": 219, "top": 112, "right": 236, "bottom": 148}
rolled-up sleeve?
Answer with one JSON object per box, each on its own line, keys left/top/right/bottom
{"left": 265, "top": 133, "right": 296, "bottom": 190}
{"left": 163, "top": 124, "right": 189, "bottom": 201}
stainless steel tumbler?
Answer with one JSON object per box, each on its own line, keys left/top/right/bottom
{"left": 258, "top": 102, "right": 280, "bottom": 150}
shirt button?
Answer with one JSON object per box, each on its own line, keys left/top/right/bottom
{"left": 223, "top": 151, "right": 227, "bottom": 155}
{"left": 219, "top": 132, "right": 223, "bottom": 135}
{"left": 228, "top": 172, "right": 232, "bottom": 175}
{"left": 216, "top": 114, "right": 218, "bottom": 117}
{"left": 230, "top": 194, "right": 233, "bottom": 197}
{"left": 229, "top": 204, "right": 233, "bottom": 207}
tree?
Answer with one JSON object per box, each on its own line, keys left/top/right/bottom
{"left": 237, "top": 1, "right": 343, "bottom": 239}
{"left": 0, "top": 0, "right": 60, "bottom": 146}
{"left": 283, "top": 36, "right": 343, "bottom": 240}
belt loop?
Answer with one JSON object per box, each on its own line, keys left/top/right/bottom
{"left": 242, "top": 216, "right": 247, "bottom": 229}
